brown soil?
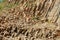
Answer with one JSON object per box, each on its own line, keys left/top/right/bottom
{"left": 0, "top": 0, "right": 60, "bottom": 40}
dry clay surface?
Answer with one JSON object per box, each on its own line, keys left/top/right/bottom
{"left": 0, "top": 0, "right": 60, "bottom": 40}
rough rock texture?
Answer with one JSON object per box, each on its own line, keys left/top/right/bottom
{"left": 0, "top": 0, "right": 60, "bottom": 40}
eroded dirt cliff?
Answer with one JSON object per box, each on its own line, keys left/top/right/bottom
{"left": 0, "top": 0, "right": 60, "bottom": 40}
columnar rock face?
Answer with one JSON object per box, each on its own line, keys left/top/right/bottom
{"left": 0, "top": 0, "right": 60, "bottom": 40}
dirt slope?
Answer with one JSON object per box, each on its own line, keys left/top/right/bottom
{"left": 0, "top": 0, "right": 60, "bottom": 40}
